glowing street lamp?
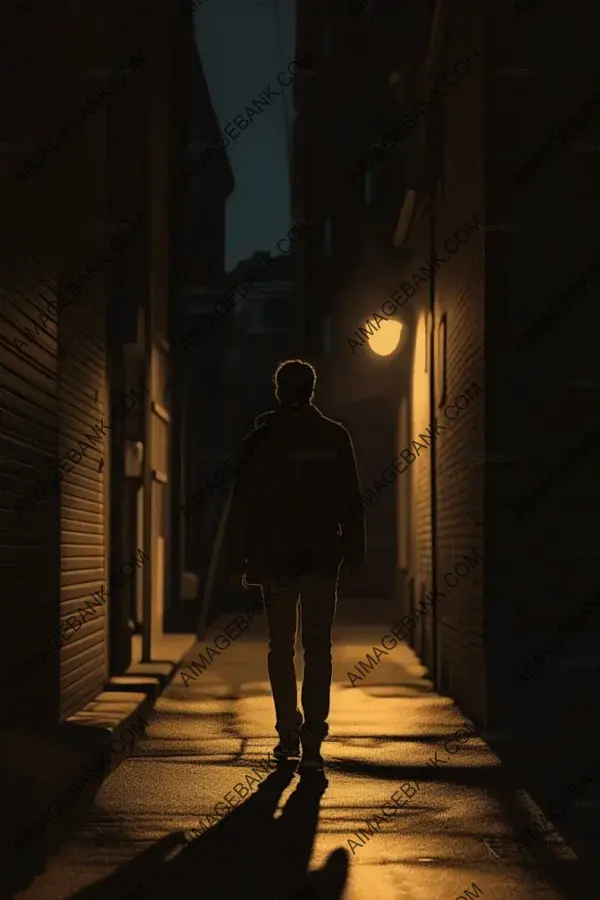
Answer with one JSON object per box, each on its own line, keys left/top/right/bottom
{"left": 368, "top": 317, "right": 403, "bottom": 356}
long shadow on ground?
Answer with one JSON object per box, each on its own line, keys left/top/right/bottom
{"left": 69, "top": 765, "right": 349, "bottom": 900}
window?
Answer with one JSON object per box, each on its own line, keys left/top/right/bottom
{"left": 424, "top": 312, "right": 432, "bottom": 372}
{"left": 323, "top": 315, "right": 332, "bottom": 353}
{"left": 436, "top": 314, "right": 447, "bottom": 407}
{"left": 389, "top": 71, "right": 405, "bottom": 106}
{"left": 262, "top": 296, "right": 289, "bottom": 331}
{"left": 322, "top": 26, "right": 333, "bottom": 58}
{"left": 245, "top": 296, "right": 290, "bottom": 334}
{"left": 323, "top": 217, "right": 332, "bottom": 256}
{"left": 365, "top": 170, "right": 373, "bottom": 205}
{"left": 350, "top": 0, "right": 371, "bottom": 16}
{"left": 436, "top": 107, "right": 446, "bottom": 200}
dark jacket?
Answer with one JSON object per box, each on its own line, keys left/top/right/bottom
{"left": 224, "top": 403, "right": 366, "bottom": 579}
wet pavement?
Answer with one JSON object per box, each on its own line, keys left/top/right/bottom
{"left": 13, "top": 594, "right": 598, "bottom": 900}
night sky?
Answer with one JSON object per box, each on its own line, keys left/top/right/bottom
{"left": 194, "top": 0, "right": 296, "bottom": 271}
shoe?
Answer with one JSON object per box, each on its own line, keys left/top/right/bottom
{"left": 273, "top": 730, "right": 301, "bottom": 762}
{"left": 298, "top": 747, "right": 324, "bottom": 774}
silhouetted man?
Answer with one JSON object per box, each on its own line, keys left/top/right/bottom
{"left": 225, "top": 359, "right": 366, "bottom": 772}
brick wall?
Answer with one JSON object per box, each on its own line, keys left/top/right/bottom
{"left": 487, "top": 0, "right": 600, "bottom": 737}
{"left": 433, "top": 8, "right": 485, "bottom": 724}
{"left": 398, "top": 1, "right": 485, "bottom": 721}
{"left": 407, "top": 208, "right": 435, "bottom": 673}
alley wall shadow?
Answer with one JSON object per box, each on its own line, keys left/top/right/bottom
{"left": 330, "top": 757, "right": 595, "bottom": 899}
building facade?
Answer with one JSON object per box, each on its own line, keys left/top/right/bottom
{"left": 2, "top": 0, "right": 119, "bottom": 726}
{"left": 294, "top": 0, "right": 599, "bottom": 741}
{"left": 0, "top": 0, "right": 197, "bottom": 767}
{"left": 393, "top": 0, "right": 599, "bottom": 740}
{"left": 395, "top": 0, "right": 485, "bottom": 721}
{"left": 173, "top": 27, "right": 235, "bottom": 631}
{"left": 485, "top": 0, "right": 599, "bottom": 741}
{"left": 293, "top": 0, "right": 417, "bottom": 596}
{"left": 181, "top": 250, "right": 300, "bottom": 626}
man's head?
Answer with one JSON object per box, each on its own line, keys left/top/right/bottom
{"left": 274, "top": 358, "right": 316, "bottom": 408}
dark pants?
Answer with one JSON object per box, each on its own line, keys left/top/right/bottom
{"left": 260, "top": 565, "right": 341, "bottom": 748}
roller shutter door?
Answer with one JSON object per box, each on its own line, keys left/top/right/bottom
{"left": 58, "top": 278, "right": 107, "bottom": 721}
{"left": 0, "top": 242, "right": 61, "bottom": 724}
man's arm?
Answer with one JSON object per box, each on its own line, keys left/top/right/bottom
{"left": 223, "top": 429, "right": 263, "bottom": 574}
{"left": 254, "top": 409, "right": 277, "bottom": 428}
{"left": 338, "top": 429, "right": 366, "bottom": 566}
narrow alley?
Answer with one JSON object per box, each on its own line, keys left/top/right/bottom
{"left": 12, "top": 593, "right": 596, "bottom": 900}
{"left": 2, "top": 1, "right": 600, "bottom": 898}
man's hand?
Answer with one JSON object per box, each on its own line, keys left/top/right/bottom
{"left": 342, "top": 559, "right": 363, "bottom": 582}
{"left": 227, "top": 573, "right": 246, "bottom": 589}
{"left": 243, "top": 574, "right": 262, "bottom": 587}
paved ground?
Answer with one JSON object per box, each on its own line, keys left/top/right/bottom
{"left": 14, "top": 593, "right": 598, "bottom": 900}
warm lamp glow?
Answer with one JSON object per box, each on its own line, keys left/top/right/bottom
{"left": 368, "top": 318, "right": 403, "bottom": 356}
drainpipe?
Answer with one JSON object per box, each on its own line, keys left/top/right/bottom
{"left": 423, "top": 0, "right": 448, "bottom": 689}
{"left": 142, "top": 301, "right": 153, "bottom": 662}
{"left": 198, "top": 488, "right": 233, "bottom": 640}
{"left": 429, "top": 176, "right": 439, "bottom": 686}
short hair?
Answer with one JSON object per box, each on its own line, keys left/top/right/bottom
{"left": 274, "top": 358, "right": 316, "bottom": 405}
